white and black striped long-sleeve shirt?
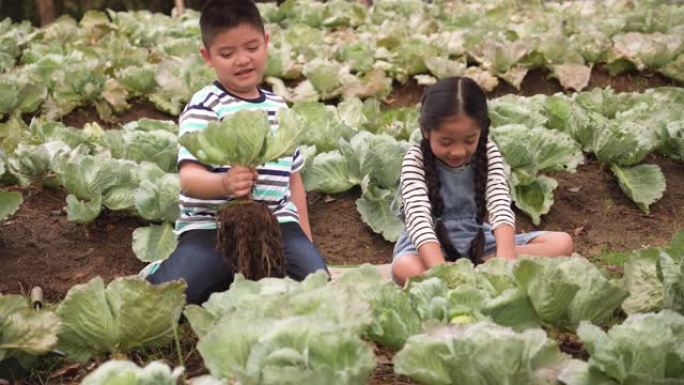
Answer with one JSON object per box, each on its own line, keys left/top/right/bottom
{"left": 400, "top": 141, "right": 515, "bottom": 250}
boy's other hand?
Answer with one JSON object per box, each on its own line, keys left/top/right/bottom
{"left": 223, "top": 166, "right": 258, "bottom": 198}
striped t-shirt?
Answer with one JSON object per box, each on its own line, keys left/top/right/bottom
{"left": 400, "top": 140, "right": 516, "bottom": 250}
{"left": 175, "top": 81, "right": 303, "bottom": 234}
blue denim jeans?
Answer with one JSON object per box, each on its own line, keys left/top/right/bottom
{"left": 146, "top": 223, "right": 327, "bottom": 304}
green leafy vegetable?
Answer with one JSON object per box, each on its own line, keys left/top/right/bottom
{"left": 56, "top": 277, "right": 185, "bottom": 362}
{"left": 81, "top": 360, "right": 184, "bottom": 385}
{"left": 0, "top": 294, "right": 60, "bottom": 363}
{"left": 395, "top": 322, "right": 578, "bottom": 385}
{"left": 560, "top": 311, "right": 684, "bottom": 385}
{"left": 179, "top": 109, "right": 304, "bottom": 167}
{"left": 132, "top": 223, "right": 178, "bottom": 263}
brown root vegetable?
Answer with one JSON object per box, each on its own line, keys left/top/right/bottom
{"left": 216, "top": 200, "right": 285, "bottom": 280}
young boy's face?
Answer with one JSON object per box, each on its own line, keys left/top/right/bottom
{"left": 200, "top": 23, "right": 269, "bottom": 99}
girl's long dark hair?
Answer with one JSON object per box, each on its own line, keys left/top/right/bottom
{"left": 419, "top": 77, "right": 490, "bottom": 264}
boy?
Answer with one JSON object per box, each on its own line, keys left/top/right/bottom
{"left": 142, "top": 0, "right": 327, "bottom": 304}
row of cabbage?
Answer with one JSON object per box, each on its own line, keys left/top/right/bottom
{"left": 1, "top": 86, "right": 682, "bottom": 263}
{"left": 293, "top": 86, "right": 682, "bottom": 237}
{"left": 487, "top": 86, "right": 683, "bottom": 222}
{"left": 0, "top": 118, "right": 184, "bottom": 262}
{"left": 2, "top": 230, "right": 682, "bottom": 384}
{"left": 263, "top": 0, "right": 684, "bottom": 98}
{"left": 1, "top": 0, "right": 684, "bottom": 125}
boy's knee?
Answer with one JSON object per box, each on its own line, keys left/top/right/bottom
{"left": 147, "top": 244, "right": 233, "bottom": 304}
{"left": 300, "top": 247, "right": 327, "bottom": 272}
{"left": 281, "top": 223, "right": 327, "bottom": 279}
{"left": 185, "top": 278, "right": 231, "bottom": 305}
{"left": 285, "top": 243, "right": 327, "bottom": 280}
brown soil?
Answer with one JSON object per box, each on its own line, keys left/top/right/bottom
{"left": 385, "top": 65, "right": 681, "bottom": 108}
{"left": 9, "top": 331, "right": 590, "bottom": 385}
{"left": 491, "top": 65, "right": 681, "bottom": 98}
{"left": 369, "top": 346, "right": 417, "bottom": 385}
{"left": 23, "top": 335, "right": 583, "bottom": 385}
{"left": 19, "top": 340, "right": 416, "bottom": 385}
{"left": 0, "top": 187, "right": 146, "bottom": 302}
{"left": 526, "top": 156, "right": 684, "bottom": 261}
{"left": 60, "top": 98, "right": 175, "bottom": 129}
{"left": 556, "top": 332, "right": 590, "bottom": 361}
{"left": 309, "top": 188, "right": 396, "bottom": 266}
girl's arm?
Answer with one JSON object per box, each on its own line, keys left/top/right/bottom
{"left": 484, "top": 141, "right": 517, "bottom": 259}
{"left": 418, "top": 242, "right": 446, "bottom": 268}
{"left": 289, "top": 171, "right": 313, "bottom": 241}
{"left": 401, "top": 146, "right": 444, "bottom": 267}
{"left": 493, "top": 224, "right": 516, "bottom": 260}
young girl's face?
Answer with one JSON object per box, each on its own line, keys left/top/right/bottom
{"left": 425, "top": 114, "right": 481, "bottom": 168}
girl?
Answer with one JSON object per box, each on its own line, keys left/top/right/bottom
{"left": 392, "top": 77, "right": 573, "bottom": 285}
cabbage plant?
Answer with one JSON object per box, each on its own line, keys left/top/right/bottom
{"left": 560, "top": 311, "right": 684, "bottom": 385}
{"left": 0, "top": 190, "right": 22, "bottom": 223}
{"left": 0, "top": 294, "right": 60, "bottom": 365}
{"left": 56, "top": 277, "right": 185, "bottom": 362}
{"left": 185, "top": 271, "right": 376, "bottom": 385}
{"left": 394, "top": 322, "right": 580, "bottom": 385}
{"left": 81, "top": 360, "right": 184, "bottom": 385}
{"left": 407, "top": 257, "right": 628, "bottom": 330}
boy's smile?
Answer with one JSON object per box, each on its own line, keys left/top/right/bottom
{"left": 200, "top": 23, "right": 269, "bottom": 100}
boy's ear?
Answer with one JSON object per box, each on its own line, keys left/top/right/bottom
{"left": 263, "top": 30, "right": 270, "bottom": 46}
{"left": 199, "top": 45, "right": 212, "bottom": 66}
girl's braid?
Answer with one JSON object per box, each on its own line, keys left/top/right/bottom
{"left": 420, "top": 138, "right": 462, "bottom": 262}
{"left": 467, "top": 124, "right": 489, "bottom": 264}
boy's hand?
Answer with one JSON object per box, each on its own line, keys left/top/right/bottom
{"left": 223, "top": 166, "right": 258, "bottom": 197}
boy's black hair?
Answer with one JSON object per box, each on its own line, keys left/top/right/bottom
{"left": 419, "top": 76, "right": 490, "bottom": 264}
{"left": 200, "top": 0, "right": 265, "bottom": 48}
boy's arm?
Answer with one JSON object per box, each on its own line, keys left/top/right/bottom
{"left": 289, "top": 171, "right": 312, "bottom": 241}
{"left": 177, "top": 97, "right": 256, "bottom": 199}
{"left": 179, "top": 162, "right": 256, "bottom": 200}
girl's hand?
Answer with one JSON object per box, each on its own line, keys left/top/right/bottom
{"left": 417, "top": 242, "right": 446, "bottom": 268}
{"left": 223, "top": 166, "right": 258, "bottom": 197}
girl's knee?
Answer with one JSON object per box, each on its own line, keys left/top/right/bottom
{"left": 551, "top": 232, "right": 573, "bottom": 256}
{"left": 542, "top": 231, "right": 574, "bottom": 256}
{"left": 391, "top": 255, "right": 426, "bottom": 286}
